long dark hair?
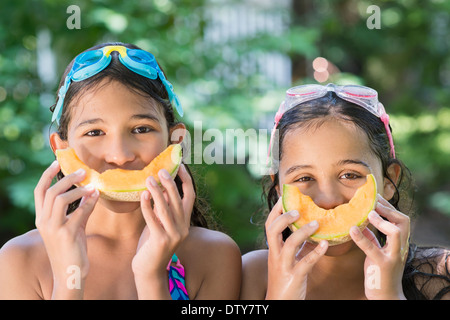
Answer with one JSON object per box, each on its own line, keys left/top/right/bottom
{"left": 50, "top": 42, "right": 213, "bottom": 229}
{"left": 262, "top": 91, "right": 449, "bottom": 299}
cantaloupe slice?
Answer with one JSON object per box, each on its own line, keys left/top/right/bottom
{"left": 282, "top": 174, "right": 377, "bottom": 246}
{"left": 56, "top": 144, "right": 182, "bottom": 202}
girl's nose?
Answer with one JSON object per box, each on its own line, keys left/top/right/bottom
{"left": 104, "top": 136, "right": 136, "bottom": 167}
{"left": 310, "top": 181, "right": 347, "bottom": 210}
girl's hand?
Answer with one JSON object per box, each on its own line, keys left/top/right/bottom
{"left": 34, "top": 161, "right": 99, "bottom": 298}
{"left": 132, "top": 164, "right": 194, "bottom": 297}
{"left": 265, "top": 198, "right": 328, "bottom": 300}
{"left": 350, "top": 195, "right": 410, "bottom": 300}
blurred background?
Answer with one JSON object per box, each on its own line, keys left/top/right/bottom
{"left": 0, "top": 0, "right": 449, "bottom": 253}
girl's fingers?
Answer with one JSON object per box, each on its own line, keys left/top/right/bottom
{"left": 376, "top": 193, "right": 395, "bottom": 208}
{"left": 282, "top": 220, "right": 320, "bottom": 266}
{"left": 142, "top": 165, "right": 194, "bottom": 243}
{"left": 68, "top": 188, "right": 99, "bottom": 229}
{"left": 361, "top": 226, "right": 381, "bottom": 249}
{"left": 158, "top": 167, "right": 188, "bottom": 226}
{"left": 52, "top": 184, "right": 97, "bottom": 220}
{"left": 266, "top": 207, "right": 299, "bottom": 257}
{"left": 265, "top": 197, "right": 283, "bottom": 231}
{"left": 368, "top": 211, "right": 402, "bottom": 254}
{"left": 140, "top": 190, "right": 164, "bottom": 235}
{"left": 40, "top": 169, "right": 87, "bottom": 222}
{"left": 350, "top": 225, "right": 383, "bottom": 262}
{"left": 294, "top": 240, "right": 328, "bottom": 276}
{"left": 34, "top": 161, "right": 60, "bottom": 218}
{"left": 146, "top": 176, "right": 176, "bottom": 234}
{"left": 374, "top": 195, "right": 410, "bottom": 260}
{"left": 375, "top": 197, "right": 410, "bottom": 240}
{"left": 375, "top": 195, "right": 410, "bottom": 225}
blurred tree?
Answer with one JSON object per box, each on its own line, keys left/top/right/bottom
{"left": 0, "top": 0, "right": 449, "bottom": 252}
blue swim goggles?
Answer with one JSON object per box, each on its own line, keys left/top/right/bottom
{"left": 52, "top": 45, "right": 183, "bottom": 125}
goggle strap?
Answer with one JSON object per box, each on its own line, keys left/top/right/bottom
{"left": 267, "top": 102, "right": 285, "bottom": 164}
{"left": 52, "top": 79, "right": 70, "bottom": 125}
{"left": 171, "top": 94, "right": 183, "bottom": 117}
{"left": 381, "top": 113, "right": 396, "bottom": 159}
{"left": 52, "top": 98, "right": 63, "bottom": 125}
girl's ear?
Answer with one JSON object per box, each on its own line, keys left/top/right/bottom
{"left": 49, "top": 132, "right": 68, "bottom": 154}
{"left": 169, "top": 123, "right": 186, "bottom": 144}
{"left": 383, "top": 162, "right": 401, "bottom": 201}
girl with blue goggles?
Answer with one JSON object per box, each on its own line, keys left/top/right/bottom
{"left": 0, "top": 42, "right": 241, "bottom": 300}
{"left": 52, "top": 45, "right": 183, "bottom": 125}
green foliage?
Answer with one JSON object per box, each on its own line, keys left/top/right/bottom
{"left": 1, "top": 0, "right": 449, "bottom": 251}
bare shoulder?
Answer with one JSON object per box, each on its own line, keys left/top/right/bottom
{"left": 188, "top": 226, "right": 238, "bottom": 244}
{"left": 179, "top": 227, "right": 242, "bottom": 299}
{"left": 0, "top": 229, "right": 46, "bottom": 264}
{"left": 0, "top": 229, "right": 48, "bottom": 299}
{"left": 242, "top": 249, "right": 268, "bottom": 274}
{"left": 183, "top": 227, "right": 241, "bottom": 269}
{"left": 241, "top": 249, "right": 268, "bottom": 300}
{"left": 185, "top": 226, "right": 241, "bottom": 256}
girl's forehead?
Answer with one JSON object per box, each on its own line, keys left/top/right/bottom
{"left": 68, "top": 80, "right": 166, "bottom": 127}
{"left": 282, "top": 118, "right": 375, "bottom": 162}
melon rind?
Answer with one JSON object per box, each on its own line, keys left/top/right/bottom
{"left": 56, "top": 144, "right": 183, "bottom": 202}
{"left": 282, "top": 174, "right": 377, "bottom": 246}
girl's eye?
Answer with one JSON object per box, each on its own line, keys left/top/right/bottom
{"left": 132, "top": 126, "right": 153, "bottom": 134}
{"left": 340, "top": 172, "right": 362, "bottom": 180}
{"left": 85, "top": 129, "right": 103, "bottom": 137}
{"left": 295, "top": 176, "right": 314, "bottom": 183}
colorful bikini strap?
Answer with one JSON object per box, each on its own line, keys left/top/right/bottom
{"left": 167, "top": 254, "right": 189, "bottom": 300}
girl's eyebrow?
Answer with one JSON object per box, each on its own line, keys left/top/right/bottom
{"left": 75, "top": 118, "right": 103, "bottom": 129}
{"left": 131, "top": 113, "right": 160, "bottom": 122}
{"left": 337, "top": 159, "right": 371, "bottom": 169}
{"left": 285, "top": 164, "right": 313, "bottom": 176}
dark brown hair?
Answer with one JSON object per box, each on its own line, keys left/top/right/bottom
{"left": 50, "top": 42, "right": 213, "bottom": 228}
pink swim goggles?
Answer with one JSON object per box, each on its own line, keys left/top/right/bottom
{"left": 269, "top": 83, "right": 396, "bottom": 160}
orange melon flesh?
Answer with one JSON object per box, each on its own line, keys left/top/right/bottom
{"left": 282, "top": 174, "right": 377, "bottom": 246}
{"left": 56, "top": 144, "right": 182, "bottom": 202}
